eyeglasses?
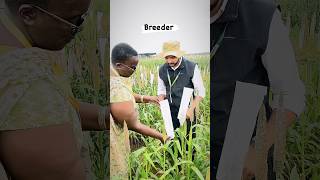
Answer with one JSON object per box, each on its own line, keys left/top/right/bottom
{"left": 29, "top": 5, "right": 87, "bottom": 36}
{"left": 120, "top": 63, "right": 137, "bottom": 72}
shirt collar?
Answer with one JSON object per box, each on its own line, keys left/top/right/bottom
{"left": 210, "top": 0, "right": 229, "bottom": 23}
{"left": 211, "top": 0, "right": 240, "bottom": 24}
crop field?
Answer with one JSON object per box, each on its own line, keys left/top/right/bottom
{"left": 277, "top": 0, "right": 320, "bottom": 178}
{"left": 128, "top": 55, "right": 210, "bottom": 180}
{"left": 65, "top": 1, "right": 109, "bottom": 179}
{"left": 282, "top": 61, "right": 320, "bottom": 179}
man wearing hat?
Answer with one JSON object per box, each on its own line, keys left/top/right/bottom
{"left": 157, "top": 41, "right": 205, "bottom": 141}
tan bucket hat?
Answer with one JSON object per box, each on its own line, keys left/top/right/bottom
{"left": 160, "top": 41, "right": 185, "bottom": 58}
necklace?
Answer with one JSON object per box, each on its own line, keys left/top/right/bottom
{"left": 211, "top": 23, "right": 228, "bottom": 59}
{"left": 167, "top": 69, "right": 181, "bottom": 103}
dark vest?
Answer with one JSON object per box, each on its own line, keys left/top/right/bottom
{"left": 211, "top": 0, "right": 276, "bottom": 144}
{"left": 211, "top": 0, "right": 277, "bottom": 177}
{"left": 159, "top": 57, "right": 196, "bottom": 109}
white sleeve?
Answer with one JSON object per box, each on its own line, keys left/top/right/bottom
{"left": 262, "top": 9, "right": 306, "bottom": 116}
{"left": 192, "top": 65, "right": 206, "bottom": 98}
{"left": 157, "top": 74, "right": 166, "bottom": 96}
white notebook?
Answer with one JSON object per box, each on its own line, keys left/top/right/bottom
{"left": 178, "top": 87, "right": 194, "bottom": 126}
{"left": 160, "top": 99, "right": 175, "bottom": 139}
{"left": 217, "top": 81, "right": 267, "bottom": 180}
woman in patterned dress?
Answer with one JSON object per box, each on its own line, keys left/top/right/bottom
{"left": 0, "top": 0, "right": 107, "bottom": 179}
{"left": 110, "top": 43, "right": 167, "bottom": 179}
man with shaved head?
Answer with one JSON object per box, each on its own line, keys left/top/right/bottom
{"left": 0, "top": 0, "right": 109, "bottom": 179}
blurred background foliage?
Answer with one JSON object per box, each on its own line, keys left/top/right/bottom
{"left": 64, "top": 0, "right": 109, "bottom": 179}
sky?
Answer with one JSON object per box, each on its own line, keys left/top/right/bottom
{"left": 110, "top": 0, "right": 210, "bottom": 54}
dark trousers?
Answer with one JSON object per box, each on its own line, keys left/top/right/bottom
{"left": 170, "top": 106, "right": 196, "bottom": 136}
{"left": 170, "top": 106, "right": 196, "bottom": 159}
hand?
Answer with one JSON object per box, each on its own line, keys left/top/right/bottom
{"left": 161, "top": 134, "right": 171, "bottom": 144}
{"left": 145, "top": 96, "right": 159, "bottom": 105}
{"left": 242, "top": 145, "right": 256, "bottom": 180}
{"left": 186, "top": 107, "right": 194, "bottom": 120}
{"left": 158, "top": 95, "right": 165, "bottom": 102}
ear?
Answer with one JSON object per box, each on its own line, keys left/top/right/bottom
{"left": 115, "top": 63, "right": 122, "bottom": 67}
{"left": 18, "top": 5, "right": 38, "bottom": 26}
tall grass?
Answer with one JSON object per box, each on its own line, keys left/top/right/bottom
{"left": 282, "top": 62, "right": 320, "bottom": 179}
{"left": 271, "top": 2, "right": 320, "bottom": 177}
{"left": 65, "top": 0, "right": 109, "bottom": 179}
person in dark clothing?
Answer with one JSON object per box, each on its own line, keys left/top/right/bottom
{"left": 211, "top": 0, "right": 305, "bottom": 179}
{"left": 157, "top": 40, "right": 205, "bottom": 156}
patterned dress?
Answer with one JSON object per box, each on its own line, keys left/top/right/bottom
{"left": 0, "top": 47, "right": 94, "bottom": 179}
{"left": 110, "top": 67, "right": 137, "bottom": 180}
{"left": 0, "top": 4, "right": 94, "bottom": 179}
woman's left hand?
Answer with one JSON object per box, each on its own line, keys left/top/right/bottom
{"left": 144, "top": 96, "right": 160, "bottom": 105}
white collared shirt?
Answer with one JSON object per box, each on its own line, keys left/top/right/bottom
{"left": 157, "top": 57, "right": 206, "bottom": 98}
{"left": 262, "top": 9, "right": 305, "bottom": 116}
